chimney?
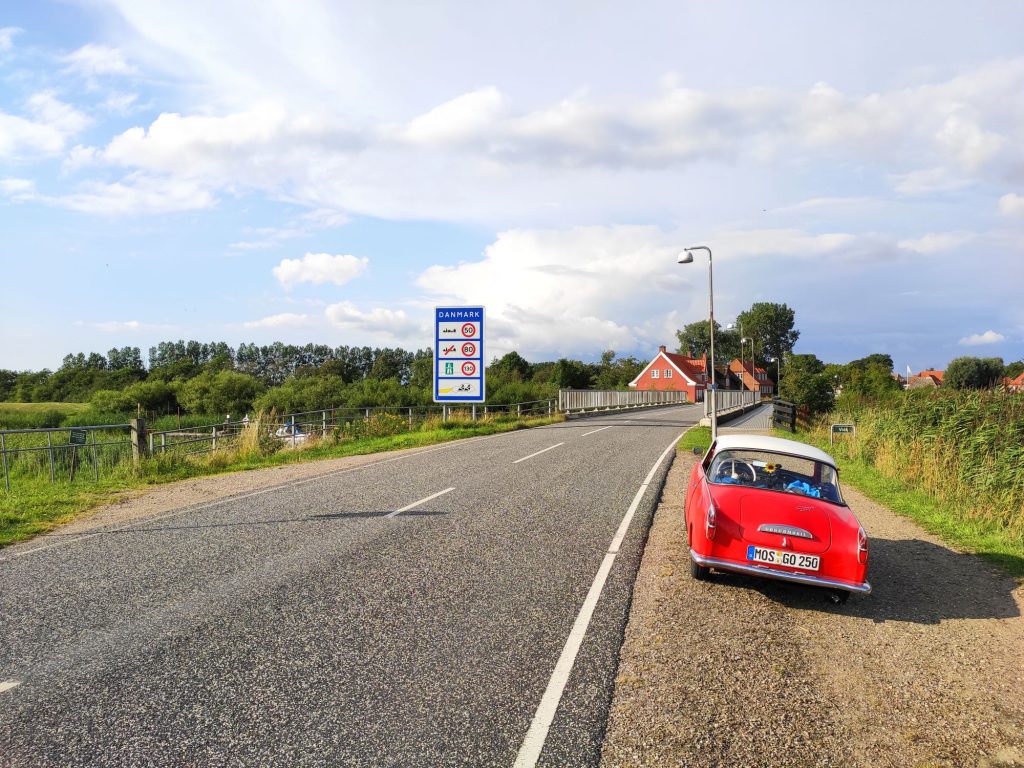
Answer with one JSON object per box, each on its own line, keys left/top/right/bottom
{"left": 659, "top": 345, "right": 667, "bottom": 354}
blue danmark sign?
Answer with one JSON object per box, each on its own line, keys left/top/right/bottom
{"left": 434, "top": 306, "right": 485, "bottom": 403}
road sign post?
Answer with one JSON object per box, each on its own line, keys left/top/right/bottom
{"left": 434, "top": 306, "right": 485, "bottom": 404}
{"left": 830, "top": 423, "right": 855, "bottom": 445}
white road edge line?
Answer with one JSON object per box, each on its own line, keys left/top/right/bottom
{"left": 513, "top": 429, "right": 687, "bottom": 768}
{"left": 512, "top": 443, "right": 565, "bottom": 465}
{"left": 0, "top": 679, "right": 22, "bottom": 693}
{"left": 581, "top": 426, "right": 613, "bottom": 437}
{"left": 386, "top": 487, "right": 456, "bottom": 518}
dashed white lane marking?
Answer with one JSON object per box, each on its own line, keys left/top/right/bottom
{"left": 0, "top": 679, "right": 22, "bottom": 693}
{"left": 512, "top": 443, "right": 565, "bottom": 465}
{"left": 513, "top": 428, "right": 688, "bottom": 768}
{"left": 386, "top": 487, "right": 456, "bottom": 518}
{"left": 0, "top": 428, "right": 530, "bottom": 562}
{"left": 580, "top": 426, "right": 613, "bottom": 437}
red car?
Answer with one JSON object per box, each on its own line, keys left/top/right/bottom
{"left": 686, "top": 434, "right": 870, "bottom": 603}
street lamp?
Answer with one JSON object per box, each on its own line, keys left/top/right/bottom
{"left": 679, "top": 246, "right": 716, "bottom": 440}
{"left": 741, "top": 336, "right": 755, "bottom": 404}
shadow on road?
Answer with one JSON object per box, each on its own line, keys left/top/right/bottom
{"left": 707, "top": 537, "right": 1021, "bottom": 624}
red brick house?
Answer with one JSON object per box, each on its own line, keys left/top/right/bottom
{"left": 629, "top": 346, "right": 708, "bottom": 402}
{"left": 1004, "top": 372, "right": 1024, "bottom": 393}
{"left": 728, "top": 359, "right": 775, "bottom": 397}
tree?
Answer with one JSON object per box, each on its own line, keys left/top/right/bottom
{"left": 1005, "top": 360, "right": 1024, "bottom": 379}
{"left": 489, "top": 351, "right": 532, "bottom": 383}
{"left": 676, "top": 320, "right": 721, "bottom": 358}
{"left": 735, "top": 302, "right": 800, "bottom": 363}
{"left": 945, "top": 357, "right": 1005, "bottom": 390}
{"left": 780, "top": 353, "right": 834, "bottom": 415}
{"left": 593, "top": 350, "right": 645, "bottom": 389}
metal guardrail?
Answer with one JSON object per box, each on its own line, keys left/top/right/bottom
{"left": 558, "top": 389, "right": 687, "bottom": 413}
{"left": 0, "top": 401, "right": 557, "bottom": 490}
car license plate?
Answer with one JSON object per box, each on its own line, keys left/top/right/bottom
{"left": 746, "top": 545, "right": 820, "bottom": 571}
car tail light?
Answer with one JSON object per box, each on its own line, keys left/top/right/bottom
{"left": 706, "top": 504, "right": 717, "bottom": 540}
{"left": 857, "top": 526, "right": 868, "bottom": 564}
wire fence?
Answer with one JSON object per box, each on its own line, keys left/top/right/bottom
{"left": 0, "top": 401, "right": 556, "bottom": 491}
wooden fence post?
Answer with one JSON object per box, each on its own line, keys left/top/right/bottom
{"left": 130, "top": 418, "right": 148, "bottom": 464}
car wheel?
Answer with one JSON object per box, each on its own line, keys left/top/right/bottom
{"left": 690, "top": 558, "right": 710, "bottom": 581}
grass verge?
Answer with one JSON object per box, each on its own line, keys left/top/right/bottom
{"left": 776, "top": 428, "right": 1024, "bottom": 580}
{"left": 0, "top": 414, "right": 564, "bottom": 548}
{"left": 677, "top": 425, "right": 711, "bottom": 454}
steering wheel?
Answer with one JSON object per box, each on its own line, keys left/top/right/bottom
{"left": 718, "top": 458, "right": 757, "bottom": 484}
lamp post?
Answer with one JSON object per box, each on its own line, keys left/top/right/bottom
{"left": 679, "top": 246, "right": 716, "bottom": 440}
{"left": 741, "top": 336, "right": 755, "bottom": 404}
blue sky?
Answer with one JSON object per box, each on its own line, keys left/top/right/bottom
{"left": 2, "top": 1, "right": 1023, "bottom": 373}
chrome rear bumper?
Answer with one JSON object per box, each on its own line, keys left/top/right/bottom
{"left": 690, "top": 549, "right": 872, "bottom": 594}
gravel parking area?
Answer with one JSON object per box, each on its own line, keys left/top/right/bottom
{"left": 601, "top": 453, "right": 1024, "bottom": 768}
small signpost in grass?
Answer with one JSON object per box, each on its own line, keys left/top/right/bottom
{"left": 69, "top": 428, "right": 87, "bottom": 481}
{"left": 830, "top": 423, "right": 855, "bottom": 445}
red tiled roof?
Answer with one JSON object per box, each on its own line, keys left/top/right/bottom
{"left": 917, "top": 369, "right": 944, "bottom": 383}
{"left": 663, "top": 352, "right": 707, "bottom": 384}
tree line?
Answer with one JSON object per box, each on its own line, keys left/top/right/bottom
{"left": 0, "top": 341, "right": 646, "bottom": 418}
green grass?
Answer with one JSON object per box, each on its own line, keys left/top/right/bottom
{"left": 775, "top": 428, "right": 1024, "bottom": 580}
{"left": 0, "top": 402, "right": 90, "bottom": 414}
{"left": 677, "top": 426, "right": 711, "bottom": 454}
{"left": 0, "top": 414, "right": 564, "bottom": 547}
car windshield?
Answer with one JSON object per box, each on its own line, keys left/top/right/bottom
{"left": 707, "top": 448, "right": 843, "bottom": 504}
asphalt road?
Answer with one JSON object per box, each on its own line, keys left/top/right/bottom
{"left": 0, "top": 404, "right": 701, "bottom": 767}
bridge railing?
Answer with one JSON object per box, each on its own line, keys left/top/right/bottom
{"left": 558, "top": 389, "right": 687, "bottom": 414}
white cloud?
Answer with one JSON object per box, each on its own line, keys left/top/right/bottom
{"left": 242, "top": 313, "right": 310, "bottom": 329}
{"left": 403, "top": 87, "right": 505, "bottom": 145}
{"left": 272, "top": 252, "right": 368, "bottom": 288}
{"left": 898, "top": 231, "right": 974, "bottom": 253}
{"left": 324, "top": 302, "right": 420, "bottom": 343}
{"left": 92, "top": 320, "right": 175, "bottom": 332}
{"left": 61, "top": 44, "right": 136, "bottom": 78}
{"left": 890, "top": 167, "right": 971, "bottom": 196}
{"left": 959, "top": 330, "right": 1006, "bottom": 346}
{"left": 998, "top": 193, "right": 1024, "bottom": 217}
{"left": 0, "top": 27, "right": 20, "bottom": 52}
{"left": 54, "top": 174, "right": 215, "bottom": 215}
{"left": 0, "top": 93, "right": 90, "bottom": 159}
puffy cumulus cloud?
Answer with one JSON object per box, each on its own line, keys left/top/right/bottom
{"left": 898, "top": 231, "right": 974, "bottom": 254}
{"left": 998, "top": 193, "right": 1024, "bottom": 217}
{"left": 61, "top": 44, "right": 136, "bottom": 78}
{"left": 324, "top": 302, "right": 421, "bottom": 345}
{"left": 958, "top": 330, "right": 1006, "bottom": 346}
{"left": 272, "top": 253, "right": 368, "bottom": 288}
{"left": 402, "top": 87, "right": 505, "bottom": 145}
{"left": 63, "top": 57, "right": 1024, "bottom": 226}
{"left": 242, "top": 313, "right": 309, "bottom": 329}
{"left": 0, "top": 93, "right": 90, "bottom": 159}
{"left": 415, "top": 226, "right": 696, "bottom": 359}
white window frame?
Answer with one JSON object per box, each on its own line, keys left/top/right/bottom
{"left": 664, "top": 368, "right": 673, "bottom": 378}
{"left": 651, "top": 369, "right": 660, "bottom": 379}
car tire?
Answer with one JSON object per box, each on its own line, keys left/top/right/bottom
{"left": 690, "top": 558, "right": 710, "bottom": 581}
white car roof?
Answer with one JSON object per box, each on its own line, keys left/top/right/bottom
{"left": 712, "top": 434, "right": 838, "bottom": 467}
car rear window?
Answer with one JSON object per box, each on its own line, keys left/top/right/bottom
{"left": 707, "top": 449, "right": 843, "bottom": 504}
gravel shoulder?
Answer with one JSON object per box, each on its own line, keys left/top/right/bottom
{"left": 601, "top": 453, "right": 1024, "bottom": 768}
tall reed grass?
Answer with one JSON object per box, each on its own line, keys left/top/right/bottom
{"left": 812, "top": 389, "right": 1024, "bottom": 539}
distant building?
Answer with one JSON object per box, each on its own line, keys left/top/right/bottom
{"left": 629, "top": 346, "right": 708, "bottom": 402}
{"left": 1005, "top": 372, "right": 1024, "bottom": 393}
{"left": 727, "top": 359, "right": 775, "bottom": 397}
{"left": 908, "top": 369, "right": 944, "bottom": 389}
